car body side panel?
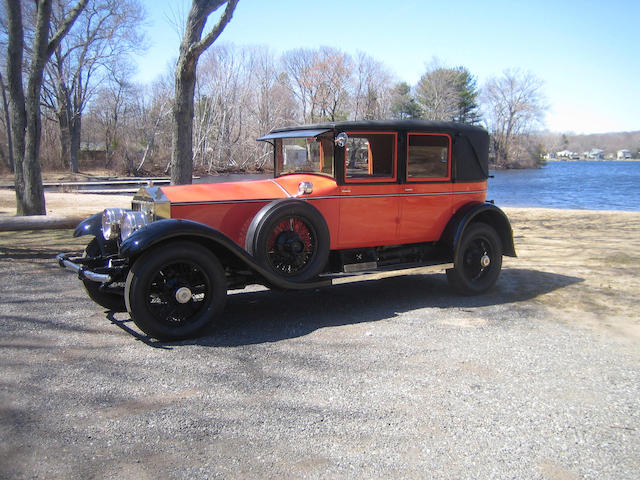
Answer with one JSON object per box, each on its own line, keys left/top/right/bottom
{"left": 397, "top": 182, "right": 453, "bottom": 243}
{"left": 450, "top": 180, "right": 488, "bottom": 213}
{"left": 170, "top": 201, "right": 271, "bottom": 247}
{"left": 337, "top": 183, "right": 403, "bottom": 249}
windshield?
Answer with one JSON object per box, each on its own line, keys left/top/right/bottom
{"left": 274, "top": 134, "right": 334, "bottom": 178}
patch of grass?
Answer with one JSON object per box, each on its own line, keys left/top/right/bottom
{"left": 605, "top": 253, "right": 640, "bottom": 267}
{"left": 0, "top": 229, "right": 87, "bottom": 257}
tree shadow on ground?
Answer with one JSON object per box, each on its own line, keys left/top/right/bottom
{"left": 108, "top": 268, "right": 583, "bottom": 348}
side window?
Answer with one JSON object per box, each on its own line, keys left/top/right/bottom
{"left": 407, "top": 133, "right": 450, "bottom": 181}
{"left": 345, "top": 132, "right": 397, "bottom": 182}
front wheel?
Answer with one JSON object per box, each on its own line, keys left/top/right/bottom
{"left": 447, "top": 223, "right": 503, "bottom": 295}
{"left": 125, "top": 241, "right": 227, "bottom": 340}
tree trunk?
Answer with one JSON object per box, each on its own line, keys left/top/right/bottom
{"left": 170, "top": 0, "right": 238, "bottom": 185}
{"left": 70, "top": 113, "right": 81, "bottom": 173}
{"left": 171, "top": 62, "right": 196, "bottom": 185}
{"left": 5, "top": 0, "right": 87, "bottom": 215}
{"left": 57, "top": 107, "right": 72, "bottom": 170}
{"left": 0, "top": 72, "right": 14, "bottom": 173}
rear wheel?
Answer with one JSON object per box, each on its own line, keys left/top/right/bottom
{"left": 82, "top": 239, "right": 126, "bottom": 312}
{"left": 125, "top": 241, "right": 227, "bottom": 340}
{"left": 447, "top": 223, "right": 503, "bottom": 295}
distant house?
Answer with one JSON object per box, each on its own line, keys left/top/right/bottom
{"left": 588, "top": 149, "right": 604, "bottom": 160}
{"left": 617, "top": 149, "right": 632, "bottom": 160}
{"left": 556, "top": 149, "right": 573, "bottom": 159}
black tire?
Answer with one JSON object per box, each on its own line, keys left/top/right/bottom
{"left": 245, "top": 199, "right": 330, "bottom": 282}
{"left": 447, "top": 222, "right": 503, "bottom": 295}
{"left": 124, "top": 241, "right": 227, "bottom": 341}
{"left": 82, "top": 239, "right": 127, "bottom": 312}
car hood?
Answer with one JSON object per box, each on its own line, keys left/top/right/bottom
{"left": 151, "top": 175, "right": 337, "bottom": 205}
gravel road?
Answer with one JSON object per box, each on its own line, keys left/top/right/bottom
{"left": 1, "top": 224, "right": 639, "bottom": 479}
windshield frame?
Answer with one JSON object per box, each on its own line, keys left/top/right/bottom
{"left": 270, "top": 132, "right": 336, "bottom": 179}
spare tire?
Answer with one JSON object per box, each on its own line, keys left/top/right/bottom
{"left": 245, "top": 199, "right": 330, "bottom": 282}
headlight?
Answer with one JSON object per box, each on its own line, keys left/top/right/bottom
{"left": 102, "top": 208, "right": 127, "bottom": 240}
{"left": 120, "top": 211, "right": 150, "bottom": 241}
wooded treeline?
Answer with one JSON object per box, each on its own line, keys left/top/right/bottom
{"left": 1, "top": 0, "right": 549, "bottom": 189}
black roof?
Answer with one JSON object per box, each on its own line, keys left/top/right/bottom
{"left": 267, "top": 119, "right": 487, "bottom": 136}
{"left": 264, "top": 120, "right": 489, "bottom": 182}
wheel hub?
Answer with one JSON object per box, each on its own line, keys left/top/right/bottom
{"left": 175, "top": 286, "right": 193, "bottom": 304}
{"left": 480, "top": 254, "right": 491, "bottom": 268}
{"left": 275, "top": 231, "right": 304, "bottom": 256}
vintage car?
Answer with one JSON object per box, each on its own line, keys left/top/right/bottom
{"left": 57, "top": 120, "right": 515, "bottom": 340}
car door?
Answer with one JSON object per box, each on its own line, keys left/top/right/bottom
{"left": 397, "top": 132, "right": 453, "bottom": 243}
{"left": 338, "top": 132, "right": 402, "bottom": 249}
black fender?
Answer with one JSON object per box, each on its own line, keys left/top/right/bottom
{"left": 119, "top": 218, "right": 330, "bottom": 291}
{"left": 72, "top": 211, "right": 119, "bottom": 255}
{"left": 441, "top": 202, "right": 516, "bottom": 259}
{"left": 73, "top": 212, "right": 102, "bottom": 238}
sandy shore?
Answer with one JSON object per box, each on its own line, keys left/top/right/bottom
{"left": 1, "top": 189, "right": 639, "bottom": 343}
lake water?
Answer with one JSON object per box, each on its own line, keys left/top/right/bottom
{"left": 488, "top": 161, "right": 640, "bottom": 212}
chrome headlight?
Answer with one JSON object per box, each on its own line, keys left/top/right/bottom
{"left": 120, "top": 211, "right": 150, "bottom": 241}
{"left": 102, "top": 208, "right": 127, "bottom": 240}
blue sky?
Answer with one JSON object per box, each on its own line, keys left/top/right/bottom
{"left": 136, "top": 0, "right": 640, "bottom": 134}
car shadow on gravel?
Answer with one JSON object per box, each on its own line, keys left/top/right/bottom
{"left": 121, "top": 267, "right": 581, "bottom": 348}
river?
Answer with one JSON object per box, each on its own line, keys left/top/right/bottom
{"left": 487, "top": 161, "right": 640, "bottom": 211}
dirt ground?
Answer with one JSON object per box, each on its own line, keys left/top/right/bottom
{"left": 1, "top": 188, "right": 638, "bottom": 345}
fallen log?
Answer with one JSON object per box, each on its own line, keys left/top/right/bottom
{"left": 0, "top": 215, "right": 85, "bottom": 232}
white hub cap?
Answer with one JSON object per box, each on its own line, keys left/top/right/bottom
{"left": 480, "top": 254, "right": 491, "bottom": 268}
{"left": 175, "top": 287, "right": 193, "bottom": 304}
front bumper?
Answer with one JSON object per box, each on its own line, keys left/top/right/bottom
{"left": 56, "top": 253, "right": 113, "bottom": 283}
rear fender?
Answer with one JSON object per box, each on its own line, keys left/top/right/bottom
{"left": 119, "top": 219, "right": 330, "bottom": 290}
{"left": 441, "top": 202, "right": 516, "bottom": 258}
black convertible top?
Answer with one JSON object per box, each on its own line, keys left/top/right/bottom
{"left": 262, "top": 120, "right": 489, "bottom": 182}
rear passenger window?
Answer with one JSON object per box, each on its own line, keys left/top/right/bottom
{"left": 345, "top": 132, "right": 397, "bottom": 182}
{"left": 407, "top": 134, "right": 450, "bottom": 180}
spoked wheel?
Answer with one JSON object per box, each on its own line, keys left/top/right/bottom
{"left": 246, "top": 200, "right": 330, "bottom": 282}
{"left": 447, "top": 223, "right": 503, "bottom": 295}
{"left": 82, "top": 238, "right": 127, "bottom": 312}
{"left": 266, "top": 215, "right": 318, "bottom": 276}
{"left": 125, "top": 241, "right": 227, "bottom": 340}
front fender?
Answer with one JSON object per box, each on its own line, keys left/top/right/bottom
{"left": 119, "top": 219, "right": 330, "bottom": 290}
{"left": 73, "top": 212, "right": 102, "bottom": 238}
{"left": 441, "top": 202, "right": 516, "bottom": 258}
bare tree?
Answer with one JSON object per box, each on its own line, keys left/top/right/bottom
{"left": 482, "top": 69, "right": 547, "bottom": 168}
{"left": 5, "top": 0, "right": 87, "bottom": 215}
{"left": 42, "top": 0, "right": 145, "bottom": 173}
{"left": 171, "top": 0, "right": 238, "bottom": 185}
{"left": 352, "top": 52, "right": 393, "bottom": 120}
{"left": 282, "top": 47, "right": 353, "bottom": 123}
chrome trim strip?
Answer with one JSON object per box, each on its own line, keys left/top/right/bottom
{"left": 269, "top": 179, "right": 292, "bottom": 197}
{"left": 312, "top": 190, "right": 487, "bottom": 200}
{"left": 172, "top": 198, "right": 278, "bottom": 206}
{"left": 56, "top": 253, "right": 112, "bottom": 283}
{"left": 170, "top": 190, "right": 487, "bottom": 206}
